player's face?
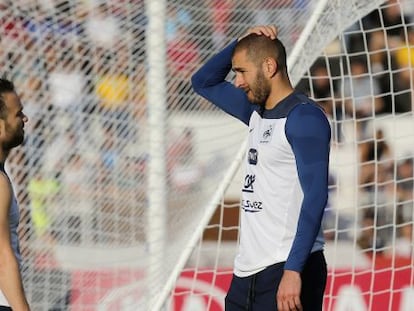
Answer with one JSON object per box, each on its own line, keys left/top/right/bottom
{"left": 0, "top": 92, "right": 28, "bottom": 151}
{"left": 232, "top": 50, "right": 271, "bottom": 105}
{"left": 249, "top": 69, "right": 271, "bottom": 105}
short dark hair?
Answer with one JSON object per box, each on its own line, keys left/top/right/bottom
{"left": 0, "top": 78, "right": 15, "bottom": 119}
{"left": 234, "top": 34, "right": 288, "bottom": 74}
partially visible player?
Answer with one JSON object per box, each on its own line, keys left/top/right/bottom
{"left": 192, "top": 25, "right": 330, "bottom": 310}
{"left": 0, "top": 78, "right": 31, "bottom": 311}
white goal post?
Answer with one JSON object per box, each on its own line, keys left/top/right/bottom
{"left": 1, "top": 0, "right": 413, "bottom": 311}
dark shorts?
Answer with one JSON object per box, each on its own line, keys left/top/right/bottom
{"left": 0, "top": 306, "right": 12, "bottom": 311}
{"left": 225, "top": 250, "right": 327, "bottom": 311}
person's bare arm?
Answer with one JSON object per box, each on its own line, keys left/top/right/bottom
{"left": 0, "top": 173, "right": 30, "bottom": 311}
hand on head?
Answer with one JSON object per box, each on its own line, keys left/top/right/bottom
{"left": 239, "top": 25, "right": 278, "bottom": 41}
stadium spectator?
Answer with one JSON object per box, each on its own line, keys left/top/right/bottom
{"left": 167, "top": 127, "right": 202, "bottom": 192}
{"left": 165, "top": 4, "right": 192, "bottom": 43}
{"left": 344, "top": 0, "right": 412, "bottom": 115}
{"left": 95, "top": 47, "right": 137, "bottom": 142}
{"left": 366, "top": 28, "right": 412, "bottom": 114}
{"left": 0, "top": 6, "right": 31, "bottom": 46}
{"left": 337, "top": 55, "right": 384, "bottom": 139}
{"left": 210, "top": 0, "right": 234, "bottom": 49}
{"left": 297, "top": 61, "right": 343, "bottom": 142}
{"left": 23, "top": 1, "right": 82, "bottom": 47}
{"left": 85, "top": 2, "right": 121, "bottom": 50}
{"left": 95, "top": 53, "right": 129, "bottom": 111}
{"left": 396, "top": 157, "right": 414, "bottom": 195}
{"left": 396, "top": 157, "right": 414, "bottom": 226}
{"left": 367, "top": 0, "right": 411, "bottom": 46}
{"left": 28, "top": 173, "right": 59, "bottom": 242}
{"left": 47, "top": 51, "right": 85, "bottom": 112}
{"left": 344, "top": 0, "right": 411, "bottom": 54}
{"left": 393, "top": 222, "right": 413, "bottom": 258}
{"left": 251, "top": 1, "right": 294, "bottom": 28}
{"left": 307, "top": 62, "right": 336, "bottom": 115}
{"left": 402, "top": 0, "right": 414, "bottom": 21}
{"left": 59, "top": 152, "right": 94, "bottom": 245}
{"left": 116, "top": 154, "right": 147, "bottom": 242}
{"left": 357, "top": 208, "right": 386, "bottom": 254}
{"left": 392, "top": 26, "right": 414, "bottom": 112}
{"left": 167, "top": 25, "right": 201, "bottom": 110}
{"left": 395, "top": 26, "right": 414, "bottom": 73}
{"left": 358, "top": 128, "right": 393, "bottom": 193}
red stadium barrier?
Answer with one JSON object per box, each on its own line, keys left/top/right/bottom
{"left": 68, "top": 256, "right": 413, "bottom": 311}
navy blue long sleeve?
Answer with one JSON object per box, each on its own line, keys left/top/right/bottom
{"left": 191, "top": 40, "right": 256, "bottom": 125}
{"left": 284, "top": 104, "right": 331, "bottom": 272}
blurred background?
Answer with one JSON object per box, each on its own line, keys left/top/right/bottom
{"left": 0, "top": 0, "right": 413, "bottom": 310}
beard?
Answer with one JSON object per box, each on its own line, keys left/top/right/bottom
{"left": 3, "top": 126, "right": 24, "bottom": 150}
{"left": 248, "top": 71, "right": 271, "bottom": 106}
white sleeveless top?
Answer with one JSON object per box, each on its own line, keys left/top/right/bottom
{"left": 0, "top": 169, "right": 22, "bottom": 306}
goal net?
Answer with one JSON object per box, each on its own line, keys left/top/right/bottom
{"left": 1, "top": 0, "right": 413, "bottom": 310}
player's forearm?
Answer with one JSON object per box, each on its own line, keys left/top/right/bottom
{"left": 191, "top": 40, "right": 237, "bottom": 90}
{"left": 0, "top": 251, "right": 30, "bottom": 311}
{"left": 191, "top": 40, "right": 254, "bottom": 124}
{"left": 285, "top": 166, "right": 328, "bottom": 272}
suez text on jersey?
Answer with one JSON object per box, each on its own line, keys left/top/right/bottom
{"left": 241, "top": 199, "right": 263, "bottom": 213}
{"left": 241, "top": 174, "right": 263, "bottom": 213}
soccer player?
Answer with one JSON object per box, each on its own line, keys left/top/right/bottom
{"left": 191, "top": 25, "right": 330, "bottom": 310}
{"left": 0, "top": 78, "right": 31, "bottom": 311}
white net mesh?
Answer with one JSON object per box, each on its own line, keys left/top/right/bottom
{"left": 2, "top": 0, "right": 414, "bottom": 310}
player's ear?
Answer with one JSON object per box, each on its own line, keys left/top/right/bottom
{"left": 263, "top": 57, "right": 278, "bottom": 78}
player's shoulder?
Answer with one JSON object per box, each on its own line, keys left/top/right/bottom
{"left": 0, "top": 172, "right": 12, "bottom": 206}
{"left": 286, "top": 95, "right": 331, "bottom": 136}
{"left": 288, "top": 94, "right": 328, "bottom": 121}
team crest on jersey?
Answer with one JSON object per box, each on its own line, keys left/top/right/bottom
{"left": 260, "top": 124, "right": 274, "bottom": 143}
{"left": 248, "top": 148, "right": 258, "bottom": 165}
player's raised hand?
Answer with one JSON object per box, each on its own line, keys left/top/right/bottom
{"left": 239, "top": 25, "right": 278, "bottom": 41}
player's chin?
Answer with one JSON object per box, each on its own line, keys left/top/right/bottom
{"left": 248, "top": 95, "right": 261, "bottom": 106}
{"left": 15, "top": 132, "right": 25, "bottom": 146}
{"left": 246, "top": 91, "right": 255, "bottom": 103}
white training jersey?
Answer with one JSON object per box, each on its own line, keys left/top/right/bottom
{"left": 191, "top": 40, "right": 330, "bottom": 278}
{"left": 234, "top": 109, "right": 305, "bottom": 277}
{"left": 0, "top": 170, "right": 22, "bottom": 307}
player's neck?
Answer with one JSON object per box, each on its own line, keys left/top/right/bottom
{"left": 265, "top": 80, "right": 294, "bottom": 110}
{"left": 0, "top": 150, "right": 9, "bottom": 166}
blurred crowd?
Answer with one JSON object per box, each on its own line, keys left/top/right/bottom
{"left": 0, "top": 0, "right": 412, "bottom": 259}
{"left": 1, "top": 1, "right": 412, "bottom": 309}
{"left": 0, "top": 0, "right": 315, "bottom": 248}
{"left": 297, "top": 0, "right": 414, "bottom": 260}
